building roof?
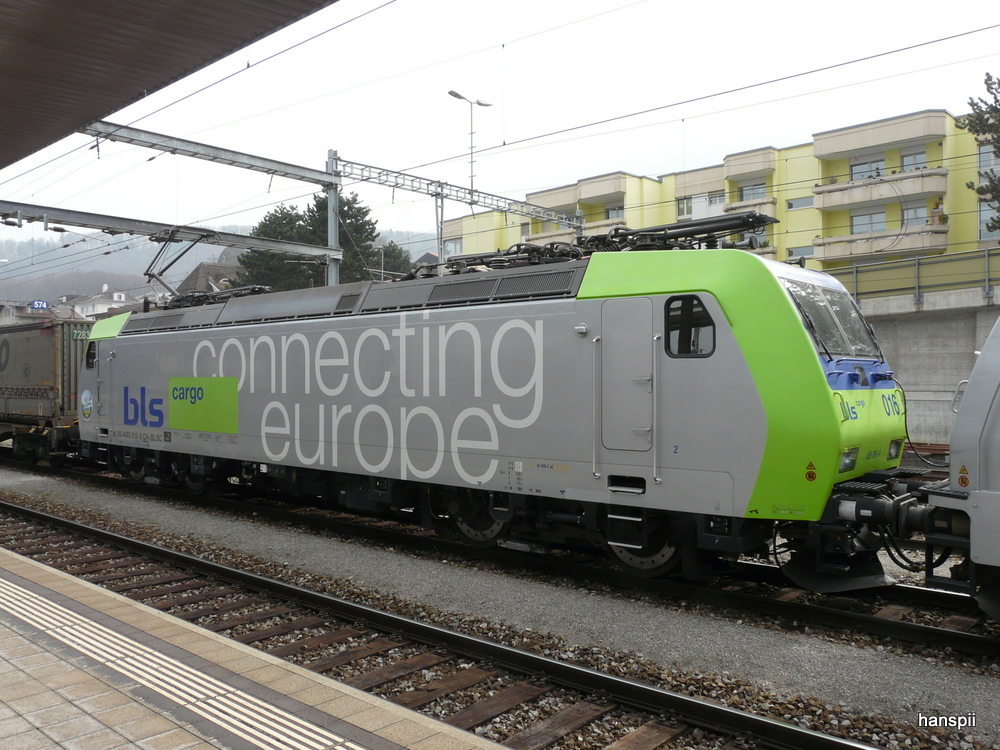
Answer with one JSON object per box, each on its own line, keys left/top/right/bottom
{"left": 0, "top": 0, "right": 336, "bottom": 170}
{"left": 177, "top": 262, "right": 240, "bottom": 294}
{"left": 71, "top": 288, "right": 141, "bottom": 306}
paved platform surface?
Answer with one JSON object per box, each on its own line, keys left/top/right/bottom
{"left": 0, "top": 546, "right": 502, "bottom": 750}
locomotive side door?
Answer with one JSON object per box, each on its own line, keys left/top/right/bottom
{"left": 601, "top": 297, "right": 653, "bottom": 451}
{"left": 85, "top": 338, "right": 112, "bottom": 427}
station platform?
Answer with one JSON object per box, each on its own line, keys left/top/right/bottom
{"left": 0, "top": 546, "right": 502, "bottom": 750}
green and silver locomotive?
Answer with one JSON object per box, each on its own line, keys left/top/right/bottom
{"left": 76, "top": 212, "right": 934, "bottom": 596}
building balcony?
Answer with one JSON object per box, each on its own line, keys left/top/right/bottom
{"left": 814, "top": 222, "right": 949, "bottom": 260}
{"left": 525, "top": 217, "right": 627, "bottom": 246}
{"left": 723, "top": 196, "right": 777, "bottom": 217}
{"left": 812, "top": 168, "right": 948, "bottom": 211}
{"left": 724, "top": 147, "right": 777, "bottom": 181}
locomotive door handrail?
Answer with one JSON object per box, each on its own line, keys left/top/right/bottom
{"left": 592, "top": 336, "right": 601, "bottom": 479}
{"left": 833, "top": 391, "right": 849, "bottom": 423}
{"left": 652, "top": 333, "right": 662, "bottom": 484}
{"left": 951, "top": 380, "right": 969, "bottom": 414}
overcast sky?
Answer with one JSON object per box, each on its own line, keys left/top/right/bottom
{"left": 2, "top": 0, "right": 1000, "bottom": 260}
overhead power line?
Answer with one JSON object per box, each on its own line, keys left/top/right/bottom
{"left": 405, "top": 22, "right": 1000, "bottom": 173}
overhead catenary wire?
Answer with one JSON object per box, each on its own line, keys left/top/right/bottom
{"left": 1, "top": 11, "right": 999, "bottom": 283}
{"left": 4, "top": 14, "right": 998, "bottom": 203}
{"left": 403, "top": 22, "right": 1000, "bottom": 176}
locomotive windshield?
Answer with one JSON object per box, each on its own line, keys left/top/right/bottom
{"left": 782, "top": 279, "right": 881, "bottom": 359}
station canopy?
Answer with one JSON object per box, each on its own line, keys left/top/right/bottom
{"left": 0, "top": 0, "right": 336, "bottom": 171}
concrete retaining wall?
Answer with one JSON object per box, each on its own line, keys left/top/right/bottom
{"left": 862, "top": 289, "right": 1000, "bottom": 443}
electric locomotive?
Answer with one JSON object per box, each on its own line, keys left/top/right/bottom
{"left": 76, "top": 211, "right": 926, "bottom": 594}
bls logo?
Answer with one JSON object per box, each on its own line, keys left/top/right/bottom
{"left": 123, "top": 386, "right": 164, "bottom": 428}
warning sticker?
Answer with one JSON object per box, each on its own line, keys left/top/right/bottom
{"left": 959, "top": 475, "right": 970, "bottom": 488}
{"left": 805, "top": 470, "right": 817, "bottom": 482}
{"left": 806, "top": 461, "right": 816, "bottom": 470}
{"left": 959, "top": 465, "right": 969, "bottom": 475}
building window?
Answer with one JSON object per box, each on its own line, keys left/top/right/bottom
{"left": 901, "top": 151, "right": 926, "bottom": 172}
{"left": 676, "top": 197, "right": 692, "bottom": 217}
{"left": 850, "top": 158, "right": 884, "bottom": 181}
{"left": 977, "top": 144, "right": 1000, "bottom": 240}
{"left": 738, "top": 182, "right": 766, "bottom": 202}
{"left": 708, "top": 192, "right": 725, "bottom": 205}
{"left": 787, "top": 246, "right": 814, "bottom": 259}
{"left": 606, "top": 205, "right": 625, "bottom": 220}
{"left": 902, "top": 204, "right": 928, "bottom": 226}
{"left": 786, "top": 197, "right": 813, "bottom": 210}
{"left": 981, "top": 202, "right": 1000, "bottom": 241}
{"left": 665, "top": 296, "right": 715, "bottom": 357}
{"left": 113, "top": 292, "right": 125, "bottom": 302}
{"left": 981, "top": 142, "right": 1000, "bottom": 172}
{"left": 851, "top": 209, "right": 886, "bottom": 234}
{"left": 443, "top": 238, "right": 462, "bottom": 257}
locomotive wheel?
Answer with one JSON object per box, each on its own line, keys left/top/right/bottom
{"left": 128, "top": 462, "right": 147, "bottom": 482}
{"left": 181, "top": 472, "right": 206, "bottom": 495}
{"left": 117, "top": 447, "right": 147, "bottom": 481}
{"left": 608, "top": 533, "right": 681, "bottom": 577}
{"left": 452, "top": 495, "right": 508, "bottom": 547}
{"left": 170, "top": 455, "right": 207, "bottom": 495}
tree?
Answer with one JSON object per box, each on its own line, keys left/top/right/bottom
{"left": 232, "top": 192, "right": 412, "bottom": 289}
{"left": 960, "top": 73, "right": 1000, "bottom": 234}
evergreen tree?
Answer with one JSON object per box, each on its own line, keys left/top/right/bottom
{"left": 960, "top": 73, "right": 1000, "bottom": 234}
{"left": 233, "top": 192, "right": 412, "bottom": 289}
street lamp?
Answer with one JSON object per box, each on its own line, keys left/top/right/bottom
{"left": 448, "top": 90, "right": 492, "bottom": 194}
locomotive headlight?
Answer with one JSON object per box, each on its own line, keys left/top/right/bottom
{"left": 838, "top": 447, "right": 859, "bottom": 473}
{"left": 888, "top": 439, "right": 904, "bottom": 461}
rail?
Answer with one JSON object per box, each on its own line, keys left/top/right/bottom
{"left": 0, "top": 497, "right": 875, "bottom": 750}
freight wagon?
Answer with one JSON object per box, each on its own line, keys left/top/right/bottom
{"left": 0, "top": 319, "right": 93, "bottom": 463}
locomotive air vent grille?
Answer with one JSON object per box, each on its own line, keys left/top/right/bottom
{"left": 149, "top": 313, "right": 187, "bottom": 330}
{"left": 494, "top": 269, "right": 577, "bottom": 299}
{"left": 121, "top": 316, "right": 155, "bottom": 334}
{"left": 427, "top": 277, "right": 498, "bottom": 304}
{"left": 360, "top": 283, "right": 434, "bottom": 312}
{"left": 335, "top": 293, "right": 361, "bottom": 314}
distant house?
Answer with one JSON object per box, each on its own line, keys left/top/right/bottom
{"left": 62, "top": 287, "right": 141, "bottom": 320}
{"left": 413, "top": 251, "right": 438, "bottom": 266}
{"left": 0, "top": 299, "right": 85, "bottom": 326}
{"left": 176, "top": 262, "right": 238, "bottom": 294}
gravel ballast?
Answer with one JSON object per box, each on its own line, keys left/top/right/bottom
{"left": 0, "top": 466, "right": 997, "bottom": 749}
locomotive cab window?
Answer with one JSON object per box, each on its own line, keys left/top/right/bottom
{"left": 85, "top": 341, "right": 97, "bottom": 370}
{"left": 666, "top": 296, "right": 715, "bottom": 357}
{"left": 781, "top": 279, "right": 881, "bottom": 360}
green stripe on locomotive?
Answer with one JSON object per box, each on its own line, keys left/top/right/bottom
{"left": 578, "top": 249, "right": 906, "bottom": 522}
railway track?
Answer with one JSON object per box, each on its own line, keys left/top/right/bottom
{"left": 0, "top": 497, "right": 878, "bottom": 750}
{"left": 5, "top": 454, "right": 1000, "bottom": 662}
